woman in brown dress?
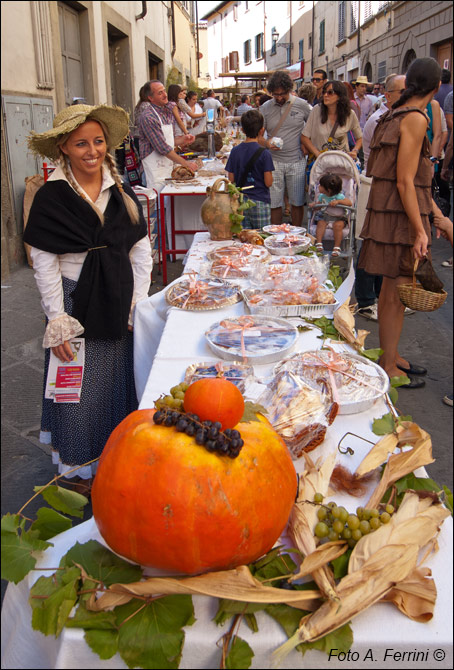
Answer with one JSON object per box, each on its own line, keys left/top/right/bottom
{"left": 358, "top": 58, "right": 442, "bottom": 388}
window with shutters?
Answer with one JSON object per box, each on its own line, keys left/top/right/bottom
{"left": 363, "top": 2, "right": 373, "bottom": 22}
{"left": 338, "top": 1, "right": 346, "bottom": 42}
{"left": 31, "top": 1, "right": 54, "bottom": 89}
{"left": 233, "top": 4, "right": 238, "bottom": 21}
{"left": 350, "top": 1, "right": 358, "bottom": 32}
{"left": 271, "top": 26, "right": 276, "bottom": 55}
{"left": 255, "top": 33, "right": 264, "bottom": 60}
{"left": 377, "top": 60, "right": 386, "bottom": 82}
{"left": 298, "top": 39, "right": 304, "bottom": 61}
{"left": 319, "top": 20, "right": 325, "bottom": 54}
{"left": 229, "top": 51, "right": 239, "bottom": 71}
{"left": 244, "top": 39, "right": 251, "bottom": 65}
{"left": 58, "top": 2, "right": 85, "bottom": 105}
{"left": 286, "top": 46, "right": 291, "bottom": 66}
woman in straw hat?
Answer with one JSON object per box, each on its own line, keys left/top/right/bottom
{"left": 24, "top": 104, "right": 153, "bottom": 494}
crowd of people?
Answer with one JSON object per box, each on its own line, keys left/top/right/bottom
{"left": 23, "top": 57, "right": 453, "bottom": 493}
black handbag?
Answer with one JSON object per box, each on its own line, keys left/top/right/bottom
{"left": 432, "top": 179, "right": 451, "bottom": 217}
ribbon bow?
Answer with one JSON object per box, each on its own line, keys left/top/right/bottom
{"left": 219, "top": 316, "right": 258, "bottom": 359}
{"left": 175, "top": 273, "right": 209, "bottom": 309}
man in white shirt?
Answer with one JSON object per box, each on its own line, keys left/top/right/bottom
{"left": 362, "top": 73, "right": 406, "bottom": 172}
{"left": 201, "top": 90, "right": 223, "bottom": 117}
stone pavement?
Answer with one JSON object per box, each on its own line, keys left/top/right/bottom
{"left": 1, "top": 235, "right": 452, "bottom": 602}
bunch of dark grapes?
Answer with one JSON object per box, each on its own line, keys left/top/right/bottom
{"left": 311, "top": 492, "right": 395, "bottom": 549}
{"left": 153, "top": 407, "right": 244, "bottom": 458}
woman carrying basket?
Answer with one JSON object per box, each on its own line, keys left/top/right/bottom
{"left": 24, "top": 104, "right": 153, "bottom": 492}
{"left": 357, "top": 58, "right": 442, "bottom": 388}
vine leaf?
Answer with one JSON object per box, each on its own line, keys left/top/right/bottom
{"left": 360, "top": 347, "right": 383, "bottom": 362}
{"left": 372, "top": 413, "right": 396, "bottom": 436}
{"left": 60, "top": 540, "right": 143, "bottom": 587}
{"left": 30, "top": 565, "right": 81, "bottom": 637}
{"left": 115, "top": 595, "right": 195, "bottom": 670}
{"left": 33, "top": 485, "right": 88, "bottom": 518}
{"left": 265, "top": 603, "right": 305, "bottom": 638}
{"left": 225, "top": 636, "right": 254, "bottom": 669}
{"left": 85, "top": 629, "right": 119, "bottom": 660}
{"left": 331, "top": 549, "right": 352, "bottom": 580}
{"left": 297, "top": 621, "right": 353, "bottom": 657}
{"left": 240, "top": 402, "right": 268, "bottom": 423}
{"left": 30, "top": 507, "right": 73, "bottom": 541}
{"left": 1, "top": 513, "right": 52, "bottom": 583}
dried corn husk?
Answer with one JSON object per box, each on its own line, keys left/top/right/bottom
{"left": 293, "top": 541, "right": 347, "bottom": 578}
{"left": 382, "top": 567, "right": 437, "bottom": 622}
{"left": 287, "top": 452, "right": 339, "bottom": 599}
{"left": 333, "top": 299, "right": 369, "bottom": 350}
{"left": 84, "top": 564, "right": 321, "bottom": 613}
{"left": 273, "top": 543, "right": 419, "bottom": 665}
{"left": 355, "top": 422, "right": 429, "bottom": 477}
{"left": 349, "top": 492, "right": 449, "bottom": 573}
{"left": 365, "top": 428, "right": 434, "bottom": 509}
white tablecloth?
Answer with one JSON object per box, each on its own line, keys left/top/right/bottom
{"left": 2, "top": 234, "right": 452, "bottom": 669}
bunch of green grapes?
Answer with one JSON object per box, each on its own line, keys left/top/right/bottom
{"left": 312, "top": 493, "right": 395, "bottom": 549}
{"left": 154, "top": 382, "right": 190, "bottom": 412}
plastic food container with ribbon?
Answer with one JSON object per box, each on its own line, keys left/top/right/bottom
{"left": 205, "top": 315, "right": 298, "bottom": 364}
{"left": 274, "top": 349, "right": 389, "bottom": 414}
{"left": 264, "top": 233, "right": 311, "bottom": 256}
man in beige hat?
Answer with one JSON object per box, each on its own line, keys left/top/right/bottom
{"left": 354, "top": 75, "right": 375, "bottom": 129}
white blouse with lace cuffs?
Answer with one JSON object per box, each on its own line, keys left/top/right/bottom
{"left": 30, "top": 165, "right": 153, "bottom": 348}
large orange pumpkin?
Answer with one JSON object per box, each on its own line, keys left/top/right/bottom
{"left": 92, "top": 409, "right": 297, "bottom": 575}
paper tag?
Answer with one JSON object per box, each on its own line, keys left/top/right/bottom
{"left": 251, "top": 248, "right": 263, "bottom": 256}
{"left": 45, "top": 338, "right": 85, "bottom": 403}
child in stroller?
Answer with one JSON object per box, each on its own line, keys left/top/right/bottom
{"left": 308, "top": 173, "right": 352, "bottom": 257}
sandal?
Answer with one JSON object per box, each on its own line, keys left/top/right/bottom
{"left": 315, "top": 243, "right": 324, "bottom": 252}
{"left": 331, "top": 247, "right": 341, "bottom": 257}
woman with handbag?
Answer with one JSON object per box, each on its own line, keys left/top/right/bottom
{"left": 301, "top": 80, "right": 362, "bottom": 160}
{"left": 358, "top": 57, "right": 443, "bottom": 388}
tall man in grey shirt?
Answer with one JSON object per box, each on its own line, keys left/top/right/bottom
{"left": 259, "top": 71, "right": 311, "bottom": 226}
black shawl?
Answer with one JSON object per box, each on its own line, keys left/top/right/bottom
{"left": 23, "top": 181, "right": 148, "bottom": 340}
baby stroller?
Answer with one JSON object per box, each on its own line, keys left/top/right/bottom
{"left": 307, "top": 151, "right": 360, "bottom": 260}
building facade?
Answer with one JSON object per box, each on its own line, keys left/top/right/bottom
{"left": 1, "top": 0, "right": 198, "bottom": 278}
{"left": 202, "top": 1, "right": 452, "bottom": 91}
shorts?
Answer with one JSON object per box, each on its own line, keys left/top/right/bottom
{"left": 270, "top": 159, "right": 307, "bottom": 208}
{"left": 242, "top": 198, "right": 271, "bottom": 230}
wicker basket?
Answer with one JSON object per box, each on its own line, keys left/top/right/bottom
{"left": 397, "top": 259, "right": 448, "bottom": 312}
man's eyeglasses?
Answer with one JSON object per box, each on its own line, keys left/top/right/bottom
{"left": 272, "top": 92, "right": 288, "bottom": 98}
{"left": 311, "top": 77, "right": 323, "bottom": 83}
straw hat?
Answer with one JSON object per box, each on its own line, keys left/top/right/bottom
{"left": 354, "top": 75, "right": 372, "bottom": 86}
{"left": 27, "top": 104, "right": 130, "bottom": 160}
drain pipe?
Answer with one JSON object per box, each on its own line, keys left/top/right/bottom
{"left": 135, "top": 1, "right": 147, "bottom": 21}
{"left": 311, "top": 1, "right": 315, "bottom": 77}
{"left": 171, "top": 1, "right": 176, "bottom": 57}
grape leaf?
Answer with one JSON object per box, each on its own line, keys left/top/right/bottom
{"left": 331, "top": 548, "right": 352, "bottom": 579}
{"left": 442, "top": 486, "right": 453, "bottom": 514}
{"left": 1, "top": 518, "right": 52, "bottom": 584}
{"left": 297, "top": 621, "right": 353, "bottom": 657}
{"left": 265, "top": 603, "right": 305, "bottom": 638}
{"left": 225, "top": 637, "right": 254, "bottom": 669}
{"left": 30, "top": 507, "right": 73, "bottom": 541}
{"left": 30, "top": 566, "right": 81, "bottom": 637}
{"left": 360, "top": 348, "right": 383, "bottom": 362}
{"left": 115, "top": 595, "right": 195, "bottom": 669}
{"left": 66, "top": 602, "right": 118, "bottom": 630}
{"left": 240, "top": 401, "right": 268, "bottom": 423}
{"left": 388, "top": 386, "right": 398, "bottom": 405}
{"left": 394, "top": 473, "right": 440, "bottom": 496}
{"left": 85, "top": 629, "right": 119, "bottom": 660}
{"left": 244, "top": 612, "right": 258, "bottom": 632}
{"left": 33, "top": 485, "right": 88, "bottom": 518}
{"left": 253, "top": 553, "right": 297, "bottom": 583}
{"left": 214, "top": 599, "right": 267, "bottom": 625}
{"left": 390, "top": 375, "right": 411, "bottom": 388}
{"left": 60, "top": 540, "right": 143, "bottom": 586}
{"left": 372, "top": 412, "right": 396, "bottom": 435}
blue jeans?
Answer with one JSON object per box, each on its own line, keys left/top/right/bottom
{"left": 355, "top": 243, "right": 382, "bottom": 308}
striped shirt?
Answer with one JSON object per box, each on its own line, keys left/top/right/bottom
{"left": 138, "top": 102, "right": 175, "bottom": 159}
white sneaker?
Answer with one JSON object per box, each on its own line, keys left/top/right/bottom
{"left": 404, "top": 307, "right": 415, "bottom": 316}
{"left": 357, "top": 304, "right": 378, "bottom": 321}
{"left": 441, "top": 257, "right": 453, "bottom": 268}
